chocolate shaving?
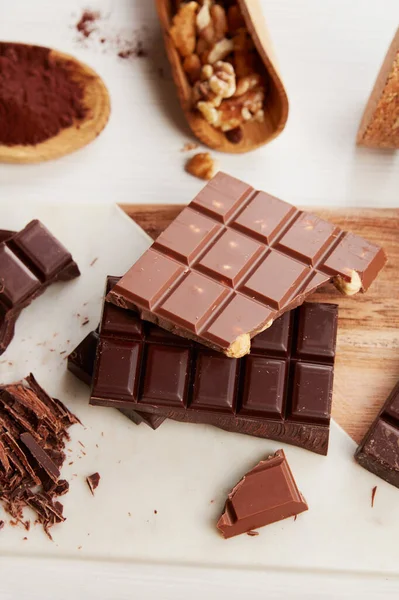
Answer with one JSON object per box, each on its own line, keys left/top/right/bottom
{"left": 86, "top": 472, "right": 100, "bottom": 495}
{"left": 0, "top": 520, "right": 4, "bottom": 530}
{"left": 20, "top": 432, "right": 60, "bottom": 483}
{"left": 371, "top": 485, "right": 377, "bottom": 508}
{"left": 0, "top": 375, "right": 79, "bottom": 537}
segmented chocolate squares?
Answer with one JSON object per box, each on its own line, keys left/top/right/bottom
{"left": 91, "top": 276, "right": 338, "bottom": 455}
{"left": 107, "top": 172, "right": 386, "bottom": 357}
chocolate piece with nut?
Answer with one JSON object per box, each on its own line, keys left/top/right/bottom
{"left": 107, "top": 172, "right": 387, "bottom": 358}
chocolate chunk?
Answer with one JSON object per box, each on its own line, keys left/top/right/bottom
{"left": 355, "top": 381, "right": 399, "bottom": 488}
{"left": 217, "top": 449, "right": 308, "bottom": 538}
{"left": 107, "top": 172, "right": 386, "bottom": 357}
{"left": 20, "top": 432, "right": 60, "bottom": 483}
{"left": 86, "top": 472, "right": 100, "bottom": 495}
{"left": 0, "top": 220, "right": 80, "bottom": 355}
{"left": 91, "top": 279, "right": 338, "bottom": 454}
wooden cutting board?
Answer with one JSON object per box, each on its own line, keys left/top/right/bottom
{"left": 121, "top": 204, "right": 399, "bottom": 445}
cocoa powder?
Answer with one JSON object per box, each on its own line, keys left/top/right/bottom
{"left": 0, "top": 42, "right": 88, "bottom": 146}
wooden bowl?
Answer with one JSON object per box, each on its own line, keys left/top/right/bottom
{"left": 0, "top": 45, "right": 110, "bottom": 164}
{"left": 156, "top": 0, "right": 289, "bottom": 153}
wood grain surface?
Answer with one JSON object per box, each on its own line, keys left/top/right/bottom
{"left": 121, "top": 204, "right": 399, "bottom": 444}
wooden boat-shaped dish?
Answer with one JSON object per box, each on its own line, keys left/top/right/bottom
{"left": 156, "top": 0, "right": 289, "bottom": 153}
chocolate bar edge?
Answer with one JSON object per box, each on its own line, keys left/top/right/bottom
{"left": 355, "top": 381, "right": 399, "bottom": 487}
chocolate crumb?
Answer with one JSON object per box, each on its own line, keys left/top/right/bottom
{"left": 68, "top": 462, "right": 73, "bottom": 466}
{"left": 78, "top": 441, "right": 85, "bottom": 448}
{"left": 60, "top": 351, "right": 66, "bottom": 355}
{"left": 78, "top": 545, "right": 82, "bottom": 550}
{"left": 82, "top": 318, "right": 90, "bottom": 327}
{"left": 76, "top": 10, "right": 99, "bottom": 39}
{"left": 23, "top": 537, "right": 28, "bottom": 541}
{"left": 128, "top": 512, "right": 131, "bottom": 517}
{"left": 8, "top": 362, "right": 12, "bottom": 366}
{"left": 247, "top": 530, "right": 259, "bottom": 536}
{"left": 86, "top": 472, "right": 100, "bottom": 495}
{"left": 95, "top": 444, "right": 99, "bottom": 448}
{"left": 181, "top": 142, "right": 199, "bottom": 152}
{"left": 371, "top": 485, "right": 377, "bottom": 508}
{"left": 225, "top": 127, "right": 243, "bottom": 144}
{"left": 0, "top": 520, "right": 4, "bottom": 530}
{"left": 154, "top": 510, "right": 157, "bottom": 514}
{"left": 294, "top": 514, "right": 297, "bottom": 521}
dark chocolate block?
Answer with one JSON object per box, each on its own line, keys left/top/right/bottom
{"left": 67, "top": 277, "right": 165, "bottom": 431}
{"left": 107, "top": 172, "right": 386, "bottom": 358}
{"left": 0, "top": 220, "right": 80, "bottom": 355}
{"left": 355, "top": 381, "right": 399, "bottom": 488}
{"left": 217, "top": 449, "right": 308, "bottom": 538}
{"left": 91, "top": 283, "right": 338, "bottom": 454}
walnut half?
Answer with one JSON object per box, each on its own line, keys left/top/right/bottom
{"left": 185, "top": 152, "right": 218, "bottom": 180}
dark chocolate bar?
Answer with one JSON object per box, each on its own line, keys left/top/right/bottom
{"left": 217, "top": 449, "right": 308, "bottom": 538}
{"left": 91, "top": 280, "right": 338, "bottom": 454}
{"left": 67, "top": 277, "right": 166, "bottom": 431}
{"left": 0, "top": 220, "right": 80, "bottom": 355}
{"left": 107, "top": 172, "right": 386, "bottom": 358}
{"left": 355, "top": 381, "right": 399, "bottom": 488}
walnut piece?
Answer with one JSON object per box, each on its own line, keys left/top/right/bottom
{"left": 183, "top": 54, "right": 202, "bottom": 84}
{"left": 193, "top": 61, "right": 236, "bottom": 107}
{"left": 185, "top": 152, "right": 218, "bottom": 180}
{"left": 210, "top": 4, "right": 228, "bottom": 41}
{"left": 170, "top": 2, "right": 198, "bottom": 58}
{"left": 208, "top": 38, "right": 234, "bottom": 64}
{"left": 227, "top": 5, "right": 246, "bottom": 34}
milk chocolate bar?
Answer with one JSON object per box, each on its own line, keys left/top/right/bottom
{"left": 0, "top": 220, "right": 80, "bottom": 355}
{"left": 91, "top": 282, "right": 338, "bottom": 454}
{"left": 107, "top": 172, "right": 386, "bottom": 358}
{"left": 217, "top": 449, "right": 308, "bottom": 539}
{"left": 355, "top": 381, "right": 399, "bottom": 488}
